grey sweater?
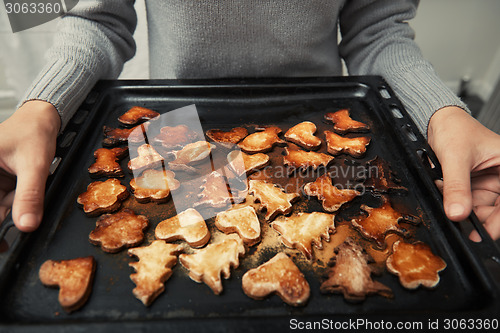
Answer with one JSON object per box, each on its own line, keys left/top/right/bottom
{"left": 21, "top": 0, "right": 468, "bottom": 134}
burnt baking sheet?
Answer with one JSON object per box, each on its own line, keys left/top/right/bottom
{"left": 0, "top": 77, "right": 498, "bottom": 331}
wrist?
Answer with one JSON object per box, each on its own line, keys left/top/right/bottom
{"left": 427, "top": 106, "right": 470, "bottom": 148}
{"left": 17, "top": 100, "right": 61, "bottom": 137}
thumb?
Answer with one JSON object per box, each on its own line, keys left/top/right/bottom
{"left": 441, "top": 154, "right": 473, "bottom": 222}
{"left": 11, "top": 164, "right": 48, "bottom": 232}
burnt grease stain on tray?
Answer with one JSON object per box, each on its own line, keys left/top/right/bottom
{"left": 0, "top": 78, "right": 498, "bottom": 325}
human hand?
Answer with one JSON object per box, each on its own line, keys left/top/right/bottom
{"left": 428, "top": 106, "right": 500, "bottom": 241}
{"left": 0, "top": 101, "right": 60, "bottom": 232}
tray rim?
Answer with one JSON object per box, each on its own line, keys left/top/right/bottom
{"left": 1, "top": 76, "right": 499, "bottom": 330}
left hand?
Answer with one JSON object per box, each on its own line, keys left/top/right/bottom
{"left": 428, "top": 106, "right": 500, "bottom": 241}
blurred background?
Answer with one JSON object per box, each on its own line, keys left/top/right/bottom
{"left": 0, "top": 0, "right": 499, "bottom": 131}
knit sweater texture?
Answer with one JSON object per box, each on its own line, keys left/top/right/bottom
{"left": 21, "top": 0, "right": 468, "bottom": 134}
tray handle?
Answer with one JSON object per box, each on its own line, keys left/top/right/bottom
{"left": 377, "top": 80, "right": 500, "bottom": 266}
{"left": 416, "top": 145, "right": 500, "bottom": 265}
{"left": 0, "top": 215, "right": 14, "bottom": 244}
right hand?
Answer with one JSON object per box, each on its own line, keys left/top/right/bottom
{"left": 0, "top": 100, "right": 60, "bottom": 232}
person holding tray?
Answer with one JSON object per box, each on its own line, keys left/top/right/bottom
{"left": 0, "top": 0, "right": 499, "bottom": 242}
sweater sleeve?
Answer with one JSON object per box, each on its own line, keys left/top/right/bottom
{"left": 19, "top": 0, "right": 137, "bottom": 131}
{"left": 338, "top": 0, "right": 469, "bottom": 135}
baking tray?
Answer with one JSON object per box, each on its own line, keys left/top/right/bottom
{"left": 0, "top": 77, "right": 499, "bottom": 332}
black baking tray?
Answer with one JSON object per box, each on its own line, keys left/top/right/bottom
{"left": 0, "top": 77, "right": 499, "bottom": 332}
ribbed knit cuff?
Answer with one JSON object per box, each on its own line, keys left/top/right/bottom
{"left": 385, "top": 64, "right": 470, "bottom": 136}
{"left": 18, "top": 58, "right": 99, "bottom": 132}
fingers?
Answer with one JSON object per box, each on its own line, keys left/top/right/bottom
{"left": 471, "top": 189, "right": 498, "bottom": 208}
{"left": 473, "top": 205, "right": 496, "bottom": 222}
{"left": 471, "top": 173, "right": 500, "bottom": 193}
{"left": 434, "top": 179, "right": 443, "bottom": 194}
{"left": 441, "top": 155, "right": 473, "bottom": 222}
{"left": 11, "top": 163, "right": 48, "bottom": 232}
{"left": 470, "top": 203, "right": 500, "bottom": 242}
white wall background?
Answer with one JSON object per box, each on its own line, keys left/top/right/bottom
{"left": 1, "top": 0, "right": 499, "bottom": 124}
{"left": 412, "top": 0, "right": 500, "bottom": 102}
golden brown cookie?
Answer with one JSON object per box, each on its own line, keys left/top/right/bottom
{"left": 128, "top": 241, "right": 183, "bottom": 306}
{"left": 238, "top": 126, "right": 285, "bottom": 153}
{"left": 320, "top": 238, "right": 393, "bottom": 302}
{"left": 39, "top": 256, "right": 96, "bottom": 313}
{"left": 129, "top": 169, "right": 180, "bottom": 203}
{"left": 324, "top": 130, "right": 370, "bottom": 158}
{"left": 303, "top": 174, "right": 360, "bottom": 213}
{"left": 179, "top": 234, "right": 245, "bottom": 295}
{"left": 242, "top": 252, "right": 310, "bottom": 306}
{"left": 248, "top": 180, "right": 300, "bottom": 222}
{"left": 226, "top": 150, "right": 270, "bottom": 177}
{"left": 283, "top": 147, "right": 334, "bottom": 173}
{"left": 152, "top": 124, "right": 199, "bottom": 150}
{"left": 215, "top": 206, "right": 261, "bottom": 246}
{"left": 206, "top": 127, "right": 249, "bottom": 148}
{"left": 77, "top": 178, "right": 129, "bottom": 216}
{"left": 128, "top": 144, "right": 165, "bottom": 173}
{"left": 284, "top": 121, "right": 322, "bottom": 150}
{"left": 155, "top": 208, "right": 210, "bottom": 248}
{"left": 89, "top": 209, "right": 149, "bottom": 253}
{"left": 168, "top": 141, "right": 216, "bottom": 173}
{"left": 324, "top": 109, "right": 370, "bottom": 134}
{"left": 193, "top": 171, "right": 235, "bottom": 209}
{"left": 118, "top": 106, "right": 160, "bottom": 126}
{"left": 102, "top": 123, "right": 149, "bottom": 147}
{"left": 350, "top": 197, "right": 415, "bottom": 248}
{"left": 272, "top": 212, "right": 336, "bottom": 260}
{"left": 88, "top": 147, "right": 129, "bottom": 178}
{"left": 386, "top": 240, "right": 447, "bottom": 289}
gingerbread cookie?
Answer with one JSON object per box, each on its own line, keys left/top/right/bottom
{"left": 128, "top": 144, "right": 165, "bottom": 174}
{"left": 350, "top": 197, "right": 416, "bottom": 248}
{"left": 284, "top": 121, "right": 322, "bottom": 150}
{"left": 77, "top": 178, "right": 129, "bottom": 216}
{"left": 179, "top": 234, "right": 245, "bottom": 295}
{"left": 89, "top": 209, "right": 149, "bottom": 253}
{"left": 386, "top": 240, "right": 446, "bottom": 289}
{"left": 130, "top": 169, "right": 180, "bottom": 203}
{"left": 193, "top": 171, "right": 235, "bottom": 209}
{"left": 168, "top": 141, "right": 216, "bottom": 173}
{"left": 155, "top": 208, "right": 210, "bottom": 248}
{"left": 272, "top": 212, "right": 336, "bottom": 260}
{"left": 88, "top": 147, "right": 128, "bottom": 178}
{"left": 320, "top": 238, "right": 393, "bottom": 302}
{"left": 215, "top": 206, "right": 261, "bottom": 246}
{"left": 39, "top": 256, "right": 96, "bottom": 313}
{"left": 118, "top": 106, "right": 159, "bottom": 126}
{"left": 206, "top": 127, "right": 249, "bottom": 148}
{"left": 128, "top": 241, "right": 183, "bottom": 306}
{"left": 303, "top": 174, "right": 360, "bottom": 213}
{"left": 248, "top": 180, "right": 300, "bottom": 222}
{"left": 362, "top": 156, "right": 408, "bottom": 193}
{"left": 325, "top": 131, "right": 370, "bottom": 158}
{"left": 102, "top": 124, "right": 149, "bottom": 147}
{"left": 283, "top": 147, "right": 334, "bottom": 173}
{"left": 152, "top": 124, "right": 199, "bottom": 150}
{"left": 324, "top": 109, "right": 370, "bottom": 134}
{"left": 227, "top": 150, "right": 269, "bottom": 177}
{"left": 242, "top": 252, "right": 310, "bottom": 306}
{"left": 238, "top": 126, "right": 285, "bottom": 153}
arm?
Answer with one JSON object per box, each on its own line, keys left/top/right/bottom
{"left": 1, "top": 0, "right": 137, "bottom": 232}
{"left": 338, "top": 0, "right": 469, "bottom": 135}
{"left": 339, "top": 0, "right": 500, "bottom": 240}
{"left": 20, "top": 0, "right": 137, "bottom": 131}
